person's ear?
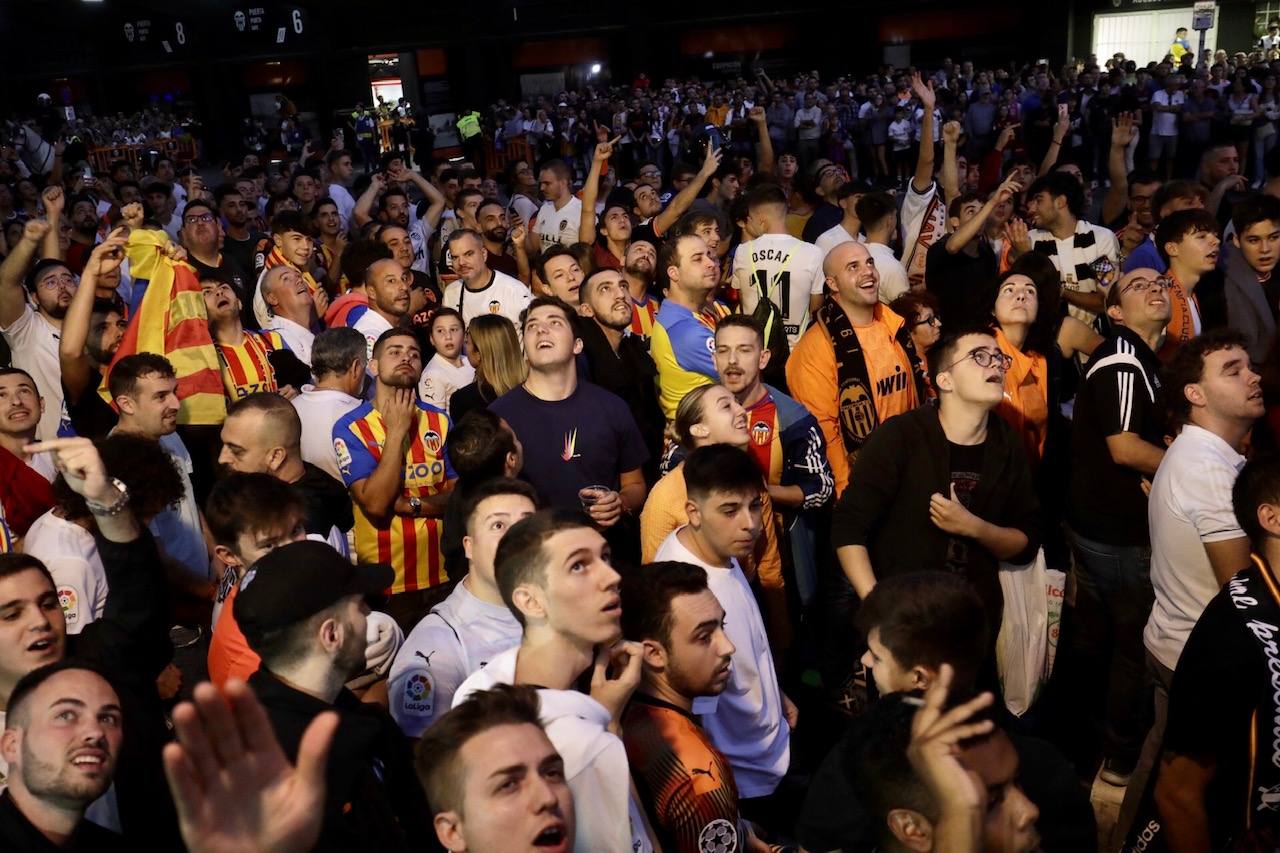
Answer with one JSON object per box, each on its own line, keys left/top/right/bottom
{"left": 886, "top": 808, "right": 935, "bottom": 851}
{"left": 758, "top": 346, "right": 772, "bottom": 371}
{"left": 1105, "top": 302, "right": 1125, "bottom": 325}
{"left": 690, "top": 423, "right": 711, "bottom": 439}
{"left": 685, "top": 500, "right": 702, "bottom": 528}
{"left": 1233, "top": 233, "right": 1242, "bottom": 249}
{"left": 1184, "top": 381, "right": 1207, "bottom": 411}
{"left": 212, "top": 545, "right": 243, "bottom": 572}
{"left": 1165, "top": 240, "right": 1179, "bottom": 260}
{"left": 272, "top": 232, "right": 284, "bottom": 250}
{"left": 640, "top": 638, "right": 668, "bottom": 670}
{"left": 1259, "top": 502, "right": 1280, "bottom": 538}
{"left": 934, "top": 368, "right": 954, "bottom": 394}
{"left": 267, "top": 446, "right": 287, "bottom": 472}
{"left": 114, "top": 395, "right": 136, "bottom": 416}
{"left": 572, "top": 337, "right": 584, "bottom": 356}
{"left": 577, "top": 301, "right": 594, "bottom": 318}
{"left": 434, "top": 812, "right": 467, "bottom": 852}
{"left": 910, "top": 665, "right": 936, "bottom": 691}
{"left": 0, "top": 729, "right": 20, "bottom": 769}
{"left": 318, "top": 616, "right": 341, "bottom": 654}
{"left": 511, "top": 583, "right": 547, "bottom": 623}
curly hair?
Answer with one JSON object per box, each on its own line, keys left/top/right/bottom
{"left": 53, "top": 433, "right": 185, "bottom": 522}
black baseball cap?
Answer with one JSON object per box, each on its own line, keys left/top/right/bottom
{"left": 234, "top": 540, "right": 393, "bottom": 646}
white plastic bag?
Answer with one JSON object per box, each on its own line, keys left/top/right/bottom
{"left": 996, "top": 548, "right": 1065, "bottom": 716}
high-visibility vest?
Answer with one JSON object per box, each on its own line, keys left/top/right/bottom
{"left": 457, "top": 111, "right": 481, "bottom": 139}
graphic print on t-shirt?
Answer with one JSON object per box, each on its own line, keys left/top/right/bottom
{"left": 945, "top": 442, "right": 984, "bottom": 574}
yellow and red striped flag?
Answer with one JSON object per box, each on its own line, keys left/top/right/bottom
{"left": 100, "top": 229, "right": 226, "bottom": 425}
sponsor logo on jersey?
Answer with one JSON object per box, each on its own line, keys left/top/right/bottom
{"left": 334, "top": 438, "right": 353, "bottom": 471}
{"left": 57, "top": 586, "right": 79, "bottom": 625}
{"left": 401, "top": 671, "right": 435, "bottom": 716}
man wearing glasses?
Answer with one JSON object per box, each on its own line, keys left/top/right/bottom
{"left": 831, "top": 322, "right": 1041, "bottom": 646}
{"left": 1067, "top": 266, "right": 1171, "bottom": 788}
{"left": 180, "top": 199, "right": 250, "bottom": 302}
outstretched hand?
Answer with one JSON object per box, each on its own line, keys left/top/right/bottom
{"left": 163, "top": 679, "right": 338, "bottom": 853}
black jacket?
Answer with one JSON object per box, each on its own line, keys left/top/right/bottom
{"left": 0, "top": 790, "right": 128, "bottom": 852}
{"left": 249, "top": 669, "right": 431, "bottom": 853}
{"left": 578, "top": 319, "right": 665, "bottom": 485}
{"left": 831, "top": 404, "right": 1040, "bottom": 622}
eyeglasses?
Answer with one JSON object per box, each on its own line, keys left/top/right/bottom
{"left": 38, "top": 273, "right": 76, "bottom": 291}
{"left": 184, "top": 212, "right": 214, "bottom": 225}
{"left": 940, "top": 347, "right": 1013, "bottom": 373}
{"left": 1120, "top": 275, "right": 1170, "bottom": 295}
{"left": 913, "top": 314, "right": 941, "bottom": 328}
{"left": 639, "top": 169, "right": 661, "bottom": 177}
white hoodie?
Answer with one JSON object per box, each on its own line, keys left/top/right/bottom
{"left": 453, "top": 646, "right": 652, "bottom": 853}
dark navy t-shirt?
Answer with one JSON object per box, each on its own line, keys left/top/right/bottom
{"left": 489, "top": 381, "right": 650, "bottom": 510}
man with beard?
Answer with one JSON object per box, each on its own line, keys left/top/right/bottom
{"left": 530, "top": 161, "right": 582, "bottom": 255}
{"left": 109, "top": 355, "right": 211, "bottom": 588}
{"left": 623, "top": 240, "right": 660, "bottom": 341}
{"left": 213, "top": 184, "right": 263, "bottom": 285}
{"left": 376, "top": 224, "right": 440, "bottom": 335}
{"left": 1025, "top": 171, "right": 1120, "bottom": 327}
{"left": 577, "top": 269, "right": 664, "bottom": 484}
{"left": 252, "top": 210, "right": 322, "bottom": 331}
{"left": 342, "top": 258, "right": 411, "bottom": 361}
{"left": 354, "top": 172, "right": 446, "bottom": 277}
{"left": 443, "top": 229, "right": 530, "bottom": 328}
{"left": 0, "top": 662, "right": 127, "bottom": 849}
{"left": 619, "top": 560, "right": 758, "bottom": 853}
{"left": 58, "top": 235, "right": 128, "bottom": 439}
{"left": 0, "top": 369, "right": 56, "bottom": 535}
{"left": 0, "top": 218, "right": 78, "bottom": 440}
{"left": 235, "top": 540, "right": 431, "bottom": 851}
{"left": 476, "top": 198, "right": 525, "bottom": 281}
{"left": 651, "top": 235, "right": 724, "bottom": 420}
{"left": 335, "top": 329, "right": 456, "bottom": 630}
{"left": 64, "top": 194, "right": 100, "bottom": 276}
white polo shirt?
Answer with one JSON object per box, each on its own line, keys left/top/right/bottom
{"left": 455, "top": 646, "right": 654, "bottom": 853}
{"left": 388, "top": 578, "right": 520, "bottom": 736}
{"left": 1144, "top": 424, "right": 1247, "bottom": 671}
{"left": 23, "top": 509, "right": 105, "bottom": 634}
{"left": 654, "top": 527, "right": 790, "bottom": 797}
{"left": 1, "top": 304, "right": 63, "bottom": 440}
{"left": 291, "top": 385, "right": 362, "bottom": 482}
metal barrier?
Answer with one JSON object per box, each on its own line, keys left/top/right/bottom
{"left": 87, "top": 137, "right": 197, "bottom": 172}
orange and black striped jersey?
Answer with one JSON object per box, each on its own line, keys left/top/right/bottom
{"left": 216, "top": 330, "right": 285, "bottom": 400}
{"left": 622, "top": 695, "right": 745, "bottom": 853}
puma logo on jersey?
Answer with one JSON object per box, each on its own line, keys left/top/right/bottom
{"left": 690, "top": 763, "right": 715, "bottom": 780}
{"left": 414, "top": 649, "right": 437, "bottom": 666}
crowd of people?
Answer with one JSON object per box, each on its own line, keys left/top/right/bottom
{"left": 2, "top": 39, "right": 1280, "bottom": 853}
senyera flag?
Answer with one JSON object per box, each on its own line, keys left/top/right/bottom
{"left": 99, "top": 229, "right": 226, "bottom": 424}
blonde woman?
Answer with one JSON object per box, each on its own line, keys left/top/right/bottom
{"left": 448, "top": 315, "right": 526, "bottom": 423}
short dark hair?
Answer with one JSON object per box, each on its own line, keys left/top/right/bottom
{"left": 325, "top": 148, "right": 351, "bottom": 167}
{"left": 415, "top": 684, "right": 545, "bottom": 816}
{"left": 683, "top": 444, "right": 764, "bottom": 503}
{"left": 656, "top": 232, "right": 705, "bottom": 292}
{"left": 533, "top": 243, "right": 579, "bottom": 288}
{"left": 0, "top": 367, "right": 38, "bottom": 393}
{"left": 926, "top": 323, "right": 997, "bottom": 390}
{"left": 182, "top": 198, "right": 215, "bottom": 220}
{"left": 0, "top": 553, "right": 54, "bottom": 590}
{"left": 846, "top": 691, "right": 998, "bottom": 837}
{"left": 493, "top": 509, "right": 594, "bottom": 626}
{"left": 310, "top": 327, "right": 367, "bottom": 379}
{"left": 460, "top": 477, "right": 539, "bottom": 536}
{"left": 107, "top": 353, "right": 175, "bottom": 400}
{"left": 745, "top": 183, "right": 787, "bottom": 212}
{"left": 429, "top": 306, "right": 464, "bottom": 335}
{"left": 946, "top": 190, "right": 984, "bottom": 220}
{"left": 1150, "top": 179, "right": 1207, "bottom": 222}
{"left": 854, "top": 572, "right": 989, "bottom": 690}
{"left": 251, "top": 600, "right": 345, "bottom": 670}
{"left": 1026, "top": 171, "right": 1084, "bottom": 219}
{"left": 1160, "top": 328, "right": 1249, "bottom": 427}
{"left": 340, "top": 238, "right": 393, "bottom": 286}
{"left": 205, "top": 473, "right": 305, "bottom": 550}
{"left": 212, "top": 183, "right": 241, "bottom": 207}
{"left": 520, "top": 295, "right": 579, "bottom": 338}
{"left": 454, "top": 187, "right": 484, "bottom": 212}
{"left": 1155, "top": 207, "right": 1220, "bottom": 264}
{"left": 1232, "top": 193, "right": 1280, "bottom": 237}
{"left": 371, "top": 327, "right": 418, "bottom": 359}
{"left": 619, "top": 561, "right": 710, "bottom": 649}
{"left": 855, "top": 190, "right": 897, "bottom": 230}
{"left": 447, "top": 410, "right": 519, "bottom": 484}
{"left": 715, "top": 313, "right": 764, "bottom": 345}
{"left": 1234, "top": 450, "right": 1280, "bottom": 547}
{"left": 269, "top": 209, "right": 312, "bottom": 237}
{"left": 6, "top": 660, "right": 115, "bottom": 731}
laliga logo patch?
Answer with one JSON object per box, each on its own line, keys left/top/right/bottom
{"left": 333, "top": 438, "right": 353, "bottom": 471}
{"left": 57, "top": 586, "right": 79, "bottom": 625}
{"left": 422, "top": 430, "right": 443, "bottom": 454}
{"left": 402, "top": 672, "right": 434, "bottom": 714}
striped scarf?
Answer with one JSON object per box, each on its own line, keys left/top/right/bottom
{"left": 99, "top": 229, "right": 225, "bottom": 425}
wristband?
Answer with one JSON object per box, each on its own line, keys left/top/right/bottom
{"left": 85, "top": 478, "right": 130, "bottom": 517}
